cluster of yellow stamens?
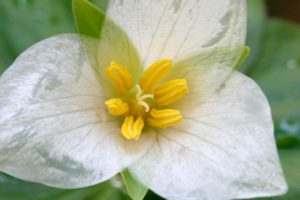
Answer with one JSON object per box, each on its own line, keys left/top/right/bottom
{"left": 104, "top": 59, "right": 189, "bottom": 140}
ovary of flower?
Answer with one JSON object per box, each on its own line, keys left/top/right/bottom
{"left": 104, "top": 59, "right": 189, "bottom": 140}
{"left": 135, "top": 84, "right": 153, "bottom": 112}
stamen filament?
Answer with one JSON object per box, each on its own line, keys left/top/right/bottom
{"left": 140, "top": 94, "right": 154, "bottom": 100}
{"left": 138, "top": 101, "right": 150, "bottom": 112}
{"left": 136, "top": 85, "right": 153, "bottom": 112}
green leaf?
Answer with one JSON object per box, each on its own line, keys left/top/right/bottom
{"left": 121, "top": 169, "right": 148, "bottom": 200}
{"left": 278, "top": 149, "right": 300, "bottom": 199}
{"left": 248, "top": 18, "right": 300, "bottom": 195}
{"left": 240, "top": 0, "right": 266, "bottom": 73}
{"left": 0, "top": 0, "right": 109, "bottom": 71}
{"left": 72, "top": 0, "right": 105, "bottom": 38}
{"left": 276, "top": 135, "right": 300, "bottom": 149}
{"left": 91, "top": 0, "right": 109, "bottom": 11}
{"left": 0, "top": 0, "right": 75, "bottom": 71}
{"left": 247, "top": 18, "right": 300, "bottom": 200}
{"left": 248, "top": 19, "right": 300, "bottom": 144}
{"left": 0, "top": 173, "right": 130, "bottom": 200}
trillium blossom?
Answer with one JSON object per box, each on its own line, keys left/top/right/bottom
{"left": 0, "top": 0, "right": 287, "bottom": 199}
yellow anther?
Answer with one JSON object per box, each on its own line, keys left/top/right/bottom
{"left": 154, "top": 79, "right": 189, "bottom": 107}
{"left": 121, "top": 116, "right": 144, "bottom": 140}
{"left": 104, "top": 59, "right": 188, "bottom": 140}
{"left": 147, "top": 109, "right": 183, "bottom": 128}
{"left": 105, "top": 61, "right": 133, "bottom": 96}
{"left": 139, "top": 59, "right": 172, "bottom": 93}
{"left": 105, "top": 98, "right": 129, "bottom": 116}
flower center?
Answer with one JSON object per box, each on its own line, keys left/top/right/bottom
{"left": 104, "top": 59, "right": 189, "bottom": 140}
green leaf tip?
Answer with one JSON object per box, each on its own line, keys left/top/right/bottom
{"left": 121, "top": 169, "right": 148, "bottom": 200}
{"left": 236, "top": 46, "right": 251, "bottom": 69}
{"left": 72, "top": 0, "right": 106, "bottom": 38}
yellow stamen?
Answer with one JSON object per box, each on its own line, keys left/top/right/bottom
{"left": 147, "top": 109, "right": 183, "bottom": 128}
{"left": 139, "top": 59, "right": 172, "bottom": 93}
{"left": 105, "top": 98, "right": 129, "bottom": 116}
{"left": 105, "top": 61, "right": 133, "bottom": 96}
{"left": 154, "top": 79, "right": 189, "bottom": 107}
{"left": 121, "top": 116, "right": 144, "bottom": 140}
{"left": 105, "top": 59, "right": 188, "bottom": 140}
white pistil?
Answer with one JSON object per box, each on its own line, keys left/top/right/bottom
{"left": 136, "top": 85, "right": 153, "bottom": 112}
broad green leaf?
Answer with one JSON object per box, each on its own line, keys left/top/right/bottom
{"left": 144, "top": 192, "right": 164, "bottom": 200}
{"left": 256, "top": 68, "right": 300, "bottom": 122}
{"left": 0, "top": 0, "right": 109, "bottom": 71}
{"left": 276, "top": 135, "right": 300, "bottom": 149}
{"left": 92, "top": 0, "right": 109, "bottom": 11}
{"left": 121, "top": 169, "right": 148, "bottom": 200}
{"left": 249, "top": 19, "right": 300, "bottom": 143}
{"left": 248, "top": 19, "right": 300, "bottom": 200}
{"left": 0, "top": 173, "right": 130, "bottom": 200}
{"left": 0, "top": 0, "right": 75, "bottom": 71}
{"left": 240, "top": 0, "right": 266, "bottom": 73}
{"left": 277, "top": 149, "right": 300, "bottom": 200}
{"left": 72, "top": 0, "right": 105, "bottom": 38}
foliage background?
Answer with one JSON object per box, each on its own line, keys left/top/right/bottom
{"left": 0, "top": 0, "right": 299, "bottom": 199}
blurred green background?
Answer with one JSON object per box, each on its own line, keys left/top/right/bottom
{"left": 0, "top": 0, "right": 299, "bottom": 199}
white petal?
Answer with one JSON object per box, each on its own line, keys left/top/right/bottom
{"left": 129, "top": 71, "right": 287, "bottom": 199}
{"left": 0, "top": 34, "right": 155, "bottom": 188}
{"left": 105, "top": 0, "right": 246, "bottom": 67}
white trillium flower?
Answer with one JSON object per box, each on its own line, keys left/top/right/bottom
{"left": 0, "top": 0, "right": 287, "bottom": 200}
